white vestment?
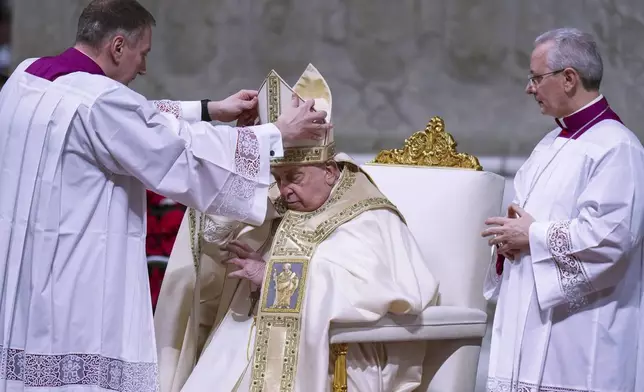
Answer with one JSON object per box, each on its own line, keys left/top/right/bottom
{"left": 484, "top": 118, "right": 644, "bottom": 391}
{"left": 0, "top": 59, "right": 283, "bottom": 391}
{"left": 155, "top": 172, "right": 438, "bottom": 392}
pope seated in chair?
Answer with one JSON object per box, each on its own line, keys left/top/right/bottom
{"left": 153, "top": 65, "right": 439, "bottom": 392}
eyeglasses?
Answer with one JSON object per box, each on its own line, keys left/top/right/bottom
{"left": 528, "top": 69, "right": 564, "bottom": 87}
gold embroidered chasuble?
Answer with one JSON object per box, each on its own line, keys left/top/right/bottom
{"left": 155, "top": 156, "right": 439, "bottom": 392}
{"left": 249, "top": 165, "right": 402, "bottom": 391}
{"left": 156, "top": 62, "right": 438, "bottom": 392}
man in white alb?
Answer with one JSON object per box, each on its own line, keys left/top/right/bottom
{"left": 154, "top": 64, "right": 438, "bottom": 392}
{"left": 482, "top": 28, "right": 644, "bottom": 392}
{"left": 0, "top": 0, "right": 330, "bottom": 391}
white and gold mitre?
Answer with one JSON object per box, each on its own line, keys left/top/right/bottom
{"left": 257, "top": 64, "right": 335, "bottom": 166}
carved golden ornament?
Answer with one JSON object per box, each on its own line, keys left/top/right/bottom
{"left": 331, "top": 343, "right": 349, "bottom": 392}
{"left": 371, "top": 116, "right": 483, "bottom": 171}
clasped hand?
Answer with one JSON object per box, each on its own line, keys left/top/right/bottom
{"left": 481, "top": 203, "right": 535, "bottom": 260}
{"left": 223, "top": 240, "right": 266, "bottom": 288}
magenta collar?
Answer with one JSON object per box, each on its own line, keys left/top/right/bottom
{"left": 25, "top": 47, "right": 105, "bottom": 82}
{"left": 555, "top": 96, "right": 622, "bottom": 139}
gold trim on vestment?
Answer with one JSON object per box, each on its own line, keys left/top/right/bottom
{"left": 249, "top": 168, "right": 402, "bottom": 391}
{"left": 267, "top": 73, "right": 281, "bottom": 123}
{"left": 270, "top": 144, "right": 336, "bottom": 166}
{"left": 187, "top": 209, "right": 205, "bottom": 366}
{"left": 188, "top": 209, "right": 205, "bottom": 271}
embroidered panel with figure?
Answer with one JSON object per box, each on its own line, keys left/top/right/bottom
{"left": 263, "top": 260, "right": 307, "bottom": 312}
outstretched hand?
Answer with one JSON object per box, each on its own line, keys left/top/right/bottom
{"left": 223, "top": 240, "right": 266, "bottom": 288}
{"left": 274, "top": 93, "right": 333, "bottom": 143}
{"left": 481, "top": 203, "right": 535, "bottom": 259}
{"left": 208, "top": 90, "right": 259, "bottom": 123}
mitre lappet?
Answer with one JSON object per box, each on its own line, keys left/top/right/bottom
{"left": 257, "top": 64, "right": 335, "bottom": 166}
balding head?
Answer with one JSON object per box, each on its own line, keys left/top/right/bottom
{"left": 271, "top": 160, "right": 341, "bottom": 212}
{"left": 76, "top": 0, "right": 155, "bottom": 48}
{"left": 75, "top": 0, "right": 155, "bottom": 85}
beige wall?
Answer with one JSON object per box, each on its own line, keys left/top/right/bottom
{"left": 12, "top": 0, "right": 644, "bottom": 157}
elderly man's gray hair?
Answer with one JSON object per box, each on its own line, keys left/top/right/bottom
{"left": 535, "top": 28, "right": 603, "bottom": 91}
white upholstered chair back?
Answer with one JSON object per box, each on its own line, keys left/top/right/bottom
{"left": 360, "top": 165, "right": 505, "bottom": 310}
{"left": 359, "top": 164, "right": 504, "bottom": 392}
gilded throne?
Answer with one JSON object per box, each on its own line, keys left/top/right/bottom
{"left": 330, "top": 117, "right": 505, "bottom": 392}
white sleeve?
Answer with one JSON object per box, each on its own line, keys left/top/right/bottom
{"left": 151, "top": 100, "right": 202, "bottom": 124}
{"left": 529, "top": 142, "right": 644, "bottom": 312}
{"left": 87, "top": 85, "right": 284, "bottom": 226}
{"left": 149, "top": 99, "right": 284, "bottom": 156}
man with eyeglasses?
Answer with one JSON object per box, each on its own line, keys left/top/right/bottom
{"left": 481, "top": 28, "right": 644, "bottom": 392}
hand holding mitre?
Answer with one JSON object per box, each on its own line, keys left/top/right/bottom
{"left": 274, "top": 93, "right": 332, "bottom": 143}
{"left": 481, "top": 203, "right": 535, "bottom": 260}
{"left": 207, "top": 89, "right": 259, "bottom": 124}
{"left": 208, "top": 90, "right": 332, "bottom": 142}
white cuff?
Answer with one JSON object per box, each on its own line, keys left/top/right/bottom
{"left": 529, "top": 221, "right": 552, "bottom": 264}
{"left": 180, "top": 101, "right": 202, "bottom": 123}
{"left": 249, "top": 123, "right": 284, "bottom": 159}
{"left": 233, "top": 123, "right": 284, "bottom": 226}
{"left": 529, "top": 221, "right": 560, "bottom": 310}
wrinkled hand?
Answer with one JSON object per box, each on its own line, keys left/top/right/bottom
{"left": 223, "top": 240, "right": 266, "bottom": 288}
{"left": 274, "top": 93, "right": 333, "bottom": 143}
{"left": 208, "top": 90, "right": 259, "bottom": 123}
{"left": 481, "top": 204, "right": 535, "bottom": 260}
